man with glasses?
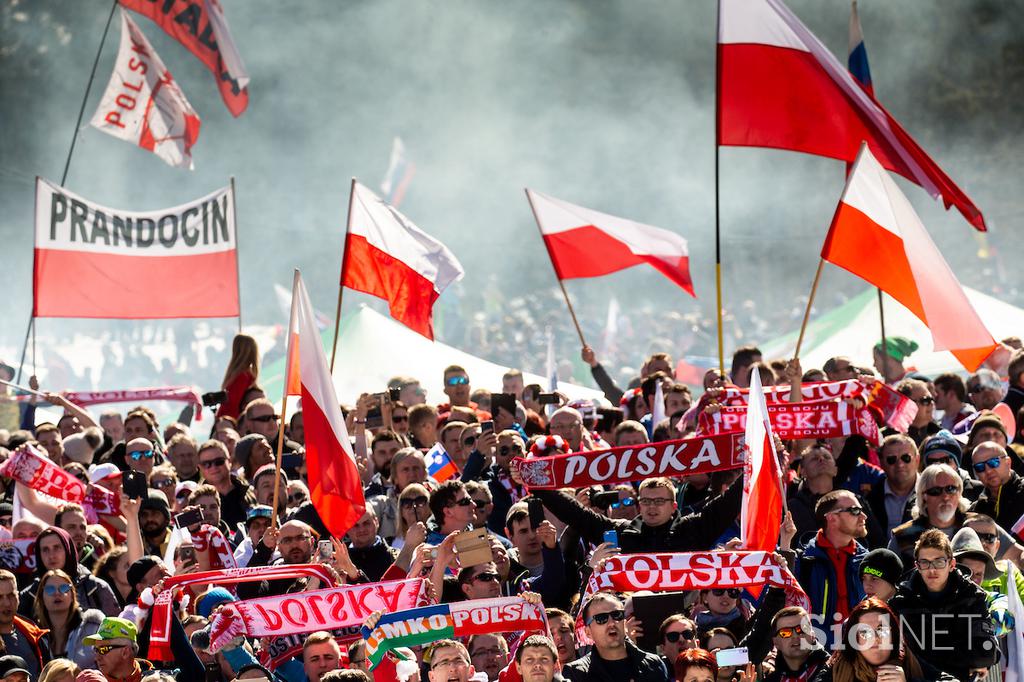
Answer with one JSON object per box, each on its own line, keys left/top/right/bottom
{"left": 468, "top": 633, "right": 509, "bottom": 681}
{"left": 889, "top": 529, "right": 996, "bottom": 681}
{"left": 919, "top": 430, "right": 983, "bottom": 500}
{"left": 84, "top": 616, "right": 156, "bottom": 681}
{"left": 462, "top": 430, "right": 527, "bottom": 535}
{"left": 866, "top": 435, "right": 919, "bottom": 537}
{"left": 125, "top": 437, "right": 158, "bottom": 478}
{"left": 427, "top": 480, "right": 476, "bottom": 542}
{"left": 242, "top": 398, "right": 300, "bottom": 455}
{"left": 889, "top": 463, "right": 969, "bottom": 565}
{"left": 197, "top": 440, "right": 254, "bottom": 528}
{"left": 823, "top": 356, "right": 859, "bottom": 382}
{"left": 793, "top": 490, "right": 868, "bottom": 646}
{"left": 563, "top": 593, "right": 668, "bottom": 682}
{"left": 969, "top": 441, "right": 1024, "bottom": 533}
{"left": 527, "top": 474, "right": 741, "bottom": 555}
{"left": 238, "top": 520, "right": 317, "bottom": 599}
{"left": 896, "top": 379, "right": 939, "bottom": 447}
{"left": 967, "top": 369, "right": 1005, "bottom": 412}
{"left": 656, "top": 614, "right": 697, "bottom": 675}
{"left": 457, "top": 561, "right": 503, "bottom": 600}
{"left": 761, "top": 606, "right": 825, "bottom": 682}
{"left": 440, "top": 365, "right": 490, "bottom": 420}
{"left": 425, "top": 639, "right": 477, "bottom": 682}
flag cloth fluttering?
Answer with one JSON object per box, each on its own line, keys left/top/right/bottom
{"left": 822, "top": 144, "right": 997, "bottom": 371}
{"left": 740, "top": 368, "right": 784, "bottom": 552}
{"left": 342, "top": 181, "right": 464, "bottom": 340}
{"left": 526, "top": 189, "right": 695, "bottom": 297}
{"left": 283, "top": 271, "right": 365, "bottom": 537}
{"left": 717, "top": 0, "right": 985, "bottom": 230}
{"left": 847, "top": 0, "right": 873, "bottom": 96}
{"left": 90, "top": 11, "right": 200, "bottom": 169}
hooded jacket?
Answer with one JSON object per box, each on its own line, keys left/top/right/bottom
{"left": 18, "top": 527, "right": 119, "bottom": 618}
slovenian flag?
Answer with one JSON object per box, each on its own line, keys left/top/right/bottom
{"left": 847, "top": 0, "right": 873, "bottom": 96}
{"left": 425, "top": 442, "right": 458, "bottom": 482}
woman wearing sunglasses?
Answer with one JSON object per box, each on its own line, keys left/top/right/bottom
{"left": 694, "top": 588, "right": 750, "bottom": 641}
{"left": 813, "top": 597, "right": 953, "bottom": 682}
{"left": 393, "top": 483, "right": 432, "bottom": 549}
{"left": 34, "top": 569, "right": 104, "bottom": 668}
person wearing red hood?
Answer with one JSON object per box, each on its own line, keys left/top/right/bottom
{"left": 17, "top": 527, "right": 118, "bottom": 619}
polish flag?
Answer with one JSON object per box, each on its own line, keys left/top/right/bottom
{"left": 341, "top": 181, "right": 464, "bottom": 339}
{"left": 525, "top": 189, "right": 695, "bottom": 297}
{"left": 741, "top": 368, "right": 784, "bottom": 552}
{"left": 283, "top": 271, "right": 365, "bottom": 537}
{"left": 823, "top": 144, "right": 997, "bottom": 370}
{"left": 718, "top": 0, "right": 985, "bottom": 231}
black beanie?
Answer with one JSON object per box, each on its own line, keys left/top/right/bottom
{"left": 860, "top": 548, "right": 903, "bottom": 586}
{"left": 139, "top": 489, "right": 171, "bottom": 522}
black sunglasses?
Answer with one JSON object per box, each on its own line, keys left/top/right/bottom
{"left": 885, "top": 453, "right": 913, "bottom": 465}
{"left": 711, "top": 588, "right": 741, "bottom": 598}
{"left": 448, "top": 498, "right": 474, "bottom": 508}
{"left": 586, "top": 609, "right": 626, "bottom": 626}
{"left": 472, "top": 571, "right": 500, "bottom": 583}
{"left": 248, "top": 414, "right": 279, "bottom": 423}
{"left": 400, "top": 496, "right": 429, "bottom": 508}
{"left": 498, "top": 445, "right": 523, "bottom": 457}
{"left": 664, "top": 629, "right": 695, "bottom": 643}
{"left": 924, "top": 485, "right": 959, "bottom": 497}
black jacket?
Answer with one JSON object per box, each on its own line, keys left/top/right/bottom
{"left": 347, "top": 537, "right": 398, "bottom": 582}
{"left": 888, "top": 569, "right": 997, "bottom": 680}
{"left": 18, "top": 527, "right": 119, "bottom": 618}
{"left": 534, "top": 478, "right": 742, "bottom": 554}
{"left": 787, "top": 483, "right": 885, "bottom": 549}
{"left": 219, "top": 474, "right": 256, "bottom": 528}
{"left": 562, "top": 640, "right": 669, "bottom": 682}
{"left": 970, "top": 470, "right": 1024, "bottom": 540}
{"left": 865, "top": 478, "right": 915, "bottom": 536}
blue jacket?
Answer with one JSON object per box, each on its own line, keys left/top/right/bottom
{"left": 794, "top": 533, "right": 867, "bottom": 646}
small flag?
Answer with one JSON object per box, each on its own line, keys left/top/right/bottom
{"left": 380, "top": 137, "right": 416, "bottom": 207}
{"left": 847, "top": 0, "right": 873, "bottom": 96}
{"left": 741, "top": 368, "right": 785, "bottom": 552}
{"left": 425, "top": 442, "right": 458, "bottom": 482}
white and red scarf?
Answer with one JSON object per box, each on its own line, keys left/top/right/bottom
{"left": 61, "top": 386, "right": 204, "bottom": 419}
{"left": 149, "top": 563, "right": 337, "bottom": 660}
{"left": 699, "top": 400, "right": 881, "bottom": 445}
{"left": 0, "top": 444, "right": 119, "bottom": 520}
{"left": 207, "top": 578, "right": 428, "bottom": 653}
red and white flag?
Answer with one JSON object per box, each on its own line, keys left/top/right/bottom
{"left": 283, "top": 271, "right": 365, "bottom": 538}
{"left": 90, "top": 11, "right": 201, "bottom": 169}
{"left": 120, "top": 0, "right": 248, "bottom": 117}
{"left": 341, "top": 181, "right": 464, "bottom": 339}
{"left": 740, "top": 368, "right": 784, "bottom": 552}
{"left": 717, "top": 0, "right": 985, "bottom": 231}
{"left": 822, "top": 144, "right": 997, "bottom": 371}
{"left": 33, "top": 178, "right": 239, "bottom": 319}
{"left": 526, "top": 189, "right": 695, "bottom": 297}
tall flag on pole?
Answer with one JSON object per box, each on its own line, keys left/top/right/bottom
{"left": 120, "top": 0, "right": 249, "bottom": 117}
{"left": 822, "top": 144, "right": 997, "bottom": 370}
{"left": 341, "top": 181, "right": 464, "bottom": 340}
{"left": 526, "top": 189, "right": 696, "bottom": 297}
{"left": 90, "top": 12, "right": 201, "bottom": 169}
{"left": 740, "top": 367, "right": 784, "bottom": 552}
{"left": 380, "top": 137, "right": 416, "bottom": 208}
{"left": 283, "top": 271, "right": 365, "bottom": 537}
{"left": 847, "top": 1, "right": 873, "bottom": 96}
{"left": 717, "top": 0, "right": 986, "bottom": 231}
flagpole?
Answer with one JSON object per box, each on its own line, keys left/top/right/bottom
{"left": 330, "top": 178, "right": 357, "bottom": 373}
{"left": 524, "top": 189, "right": 588, "bottom": 348}
{"left": 794, "top": 259, "right": 825, "bottom": 359}
{"left": 15, "top": 318, "right": 32, "bottom": 384}
{"left": 231, "top": 176, "right": 242, "bottom": 334}
{"left": 61, "top": 0, "right": 119, "bottom": 187}
{"left": 713, "top": 0, "right": 726, "bottom": 377}
{"left": 878, "top": 287, "right": 887, "bottom": 364}
{"left": 271, "top": 269, "right": 300, "bottom": 529}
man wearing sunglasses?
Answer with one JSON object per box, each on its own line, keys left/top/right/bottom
{"left": 462, "top": 430, "right": 527, "bottom": 535}
{"left": 896, "top": 379, "right": 940, "bottom": 447}
{"left": 763, "top": 606, "right": 825, "bottom": 682}
{"left": 889, "top": 463, "right": 968, "bottom": 566}
{"left": 866, "top": 435, "right": 919, "bottom": 537}
{"left": 197, "top": 440, "right": 255, "bottom": 529}
{"left": 83, "top": 616, "right": 156, "bottom": 681}
{"left": 563, "top": 593, "right": 669, "bottom": 682}
{"left": 242, "top": 398, "right": 301, "bottom": 456}
{"left": 427, "top": 480, "right": 476, "bottom": 542}
{"left": 793, "top": 490, "right": 868, "bottom": 647}
{"left": 439, "top": 365, "right": 491, "bottom": 420}
{"left": 969, "top": 441, "right": 1024, "bottom": 533}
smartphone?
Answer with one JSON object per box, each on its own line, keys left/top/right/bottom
{"left": 480, "top": 420, "right": 494, "bottom": 434}
{"left": 603, "top": 529, "right": 619, "bottom": 547}
{"left": 366, "top": 406, "right": 383, "bottom": 430}
{"left": 491, "top": 393, "right": 517, "bottom": 418}
{"left": 201, "top": 390, "right": 228, "bottom": 407}
{"left": 317, "top": 540, "right": 334, "bottom": 562}
{"left": 527, "top": 497, "right": 545, "bottom": 529}
{"left": 281, "top": 453, "right": 302, "bottom": 471}
{"left": 371, "top": 391, "right": 389, "bottom": 405}
{"left": 123, "top": 471, "right": 148, "bottom": 500}
{"left": 537, "top": 393, "right": 559, "bottom": 405}
{"left": 715, "top": 647, "right": 749, "bottom": 667}
{"left": 178, "top": 544, "right": 197, "bottom": 566}
{"left": 175, "top": 506, "right": 205, "bottom": 529}
{"left": 632, "top": 593, "right": 685, "bottom": 653}
{"left": 592, "top": 491, "right": 620, "bottom": 509}
{"left": 389, "top": 387, "right": 402, "bottom": 402}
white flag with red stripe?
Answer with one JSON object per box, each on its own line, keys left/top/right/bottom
{"left": 341, "top": 181, "right": 463, "bottom": 339}
{"left": 90, "top": 11, "right": 201, "bottom": 169}
{"left": 525, "top": 189, "right": 695, "bottom": 297}
{"left": 284, "top": 271, "right": 365, "bottom": 537}
{"left": 822, "top": 144, "right": 997, "bottom": 371}
{"left": 741, "top": 368, "right": 784, "bottom": 551}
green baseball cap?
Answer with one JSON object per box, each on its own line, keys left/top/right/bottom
{"left": 83, "top": 617, "right": 138, "bottom": 646}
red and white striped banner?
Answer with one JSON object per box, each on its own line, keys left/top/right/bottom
{"left": 700, "top": 399, "right": 881, "bottom": 444}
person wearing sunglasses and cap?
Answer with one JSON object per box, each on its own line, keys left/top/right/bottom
{"left": 563, "top": 592, "right": 669, "bottom": 682}
{"left": 83, "top": 616, "right": 155, "bottom": 682}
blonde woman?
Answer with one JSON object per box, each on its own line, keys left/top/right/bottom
{"left": 38, "top": 658, "right": 81, "bottom": 682}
